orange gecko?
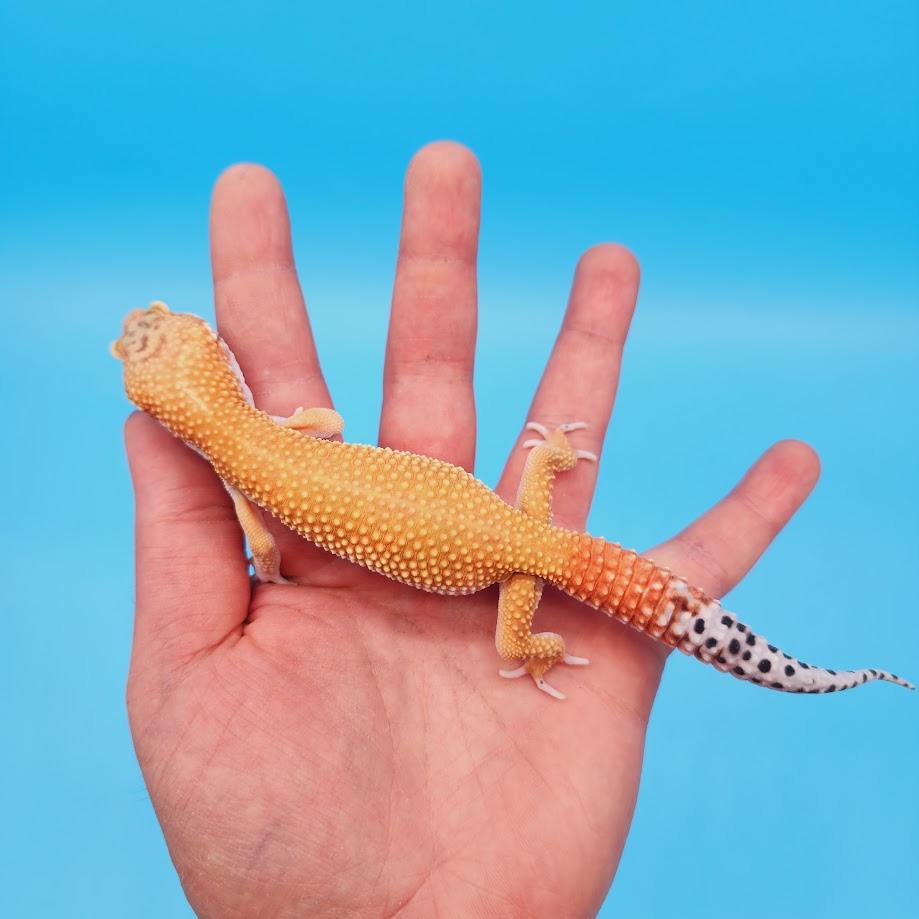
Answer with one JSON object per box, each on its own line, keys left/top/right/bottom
{"left": 114, "top": 302, "right": 913, "bottom": 699}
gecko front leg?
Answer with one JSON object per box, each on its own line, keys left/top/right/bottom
{"left": 271, "top": 406, "right": 344, "bottom": 438}
{"left": 497, "top": 422, "right": 594, "bottom": 699}
{"left": 224, "top": 485, "right": 293, "bottom": 585}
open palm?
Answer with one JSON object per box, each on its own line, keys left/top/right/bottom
{"left": 124, "top": 142, "right": 819, "bottom": 918}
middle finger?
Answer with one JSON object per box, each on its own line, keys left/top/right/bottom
{"left": 379, "top": 142, "right": 481, "bottom": 471}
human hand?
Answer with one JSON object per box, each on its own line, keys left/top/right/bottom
{"left": 124, "top": 142, "right": 819, "bottom": 917}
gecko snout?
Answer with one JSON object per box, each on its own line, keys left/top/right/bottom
{"left": 111, "top": 301, "right": 171, "bottom": 362}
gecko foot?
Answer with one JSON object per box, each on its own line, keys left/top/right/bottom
{"left": 525, "top": 420, "right": 588, "bottom": 436}
{"left": 247, "top": 555, "right": 295, "bottom": 586}
{"left": 273, "top": 406, "right": 344, "bottom": 438}
{"left": 522, "top": 421, "right": 597, "bottom": 462}
{"left": 499, "top": 666, "right": 567, "bottom": 700}
{"left": 499, "top": 654, "right": 590, "bottom": 701}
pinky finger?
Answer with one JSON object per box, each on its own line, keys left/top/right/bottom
{"left": 648, "top": 439, "right": 821, "bottom": 600}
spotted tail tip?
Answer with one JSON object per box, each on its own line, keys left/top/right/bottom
{"left": 665, "top": 589, "right": 914, "bottom": 694}
{"left": 822, "top": 669, "right": 915, "bottom": 693}
{"left": 876, "top": 671, "right": 915, "bottom": 691}
{"left": 806, "top": 669, "right": 916, "bottom": 693}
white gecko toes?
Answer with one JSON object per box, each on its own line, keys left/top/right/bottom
{"left": 522, "top": 421, "right": 593, "bottom": 455}
{"left": 534, "top": 678, "right": 566, "bottom": 700}
{"left": 252, "top": 572, "right": 296, "bottom": 586}
{"left": 499, "top": 665, "right": 528, "bottom": 679}
{"left": 498, "top": 666, "right": 569, "bottom": 700}
{"left": 563, "top": 654, "right": 590, "bottom": 666}
{"left": 558, "top": 421, "right": 588, "bottom": 432}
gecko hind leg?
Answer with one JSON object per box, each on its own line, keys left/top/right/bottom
{"left": 495, "top": 422, "right": 596, "bottom": 698}
{"left": 225, "top": 485, "right": 293, "bottom": 585}
{"left": 497, "top": 573, "right": 589, "bottom": 700}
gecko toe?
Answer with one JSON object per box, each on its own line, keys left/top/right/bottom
{"left": 499, "top": 666, "right": 528, "bottom": 679}
{"left": 499, "top": 665, "right": 570, "bottom": 699}
{"left": 535, "top": 678, "right": 566, "bottom": 700}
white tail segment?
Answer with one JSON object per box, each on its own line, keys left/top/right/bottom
{"left": 670, "top": 591, "right": 914, "bottom": 693}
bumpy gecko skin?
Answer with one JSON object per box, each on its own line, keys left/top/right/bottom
{"left": 114, "top": 303, "right": 914, "bottom": 699}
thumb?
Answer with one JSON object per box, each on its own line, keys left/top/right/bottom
{"left": 124, "top": 411, "right": 250, "bottom": 706}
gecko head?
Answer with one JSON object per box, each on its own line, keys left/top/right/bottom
{"left": 111, "top": 301, "right": 174, "bottom": 363}
{"left": 112, "top": 302, "right": 226, "bottom": 417}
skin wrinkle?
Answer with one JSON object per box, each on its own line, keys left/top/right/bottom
{"left": 133, "top": 599, "right": 245, "bottom": 710}
{"left": 185, "top": 677, "right": 353, "bottom": 914}
{"left": 730, "top": 489, "right": 783, "bottom": 545}
{"left": 234, "top": 356, "right": 328, "bottom": 402}
{"left": 387, "top": 315, "right": 476, "bottom": 368}
{"left": 153, "top": 620, "right": 243, "bottom": 695}
{"left": 213, "top": 260, "right": 299, "bottom": 286}
{"left": 376, "top": 678, "right": 432, "bottom": 919}
{"left": 570, "top": 275, "right": 639, "bottom": 318}
{"left": 379, "top": 657, "right": 518, "bottom": 918}
{"left": 443, "top": 684, "right": 489, "bottom": 808}
{"left": 137, "top": 478, "right": 237, "bottom": 527}
{"left": 387, "top": 877, "right": 436, "bottom": 919}
{"left": 136, "top": 538, "right": 239, "bottom": 584}
{"left": 558, "top": 318, "right": 629, "bottom": 353}
{"left": 130, "top": 630, "right": 210, "bottom": 724}
{"left": 666, "top": 529, "right": 734, "bottom": 595}
{"left": 436, "top": 864, "right": 517, "bottom": 919}
{"left": 388, "top": 840, "right": 485, "bottom": 919}
{"left": 147, "top": 694, "right": 220, "bottom": 831}
{"left": 135, "top": 698, "right": 191, "bottom": 796}
{"left": 395, "top": 251, "right": 478, "bottom": 270}
{"left": 387, "top": 351, "right": 474, "bottom": 376}
{"left": 733, "top": 466, "right": 800, "bottom": 533}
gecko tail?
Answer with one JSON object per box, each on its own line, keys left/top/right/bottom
{"left": 663, "top": 589, "right": 915, "bottom": 693}
{"left": 676, "top": 610, "right": 915, "bottom": 692}
{"left": 554, "top": 536, "right": 914, "bottom": 693}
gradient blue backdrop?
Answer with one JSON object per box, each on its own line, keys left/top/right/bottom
{"left": 2, "top": 1, "right": 917, "bottom": 916}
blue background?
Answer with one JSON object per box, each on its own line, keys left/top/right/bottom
{"left": 2, "top": 1, "right": 917, "bottom": 915}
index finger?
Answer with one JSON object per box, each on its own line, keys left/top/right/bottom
{"left": 210, "top": 163, "right": 332, "bottom": 416}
